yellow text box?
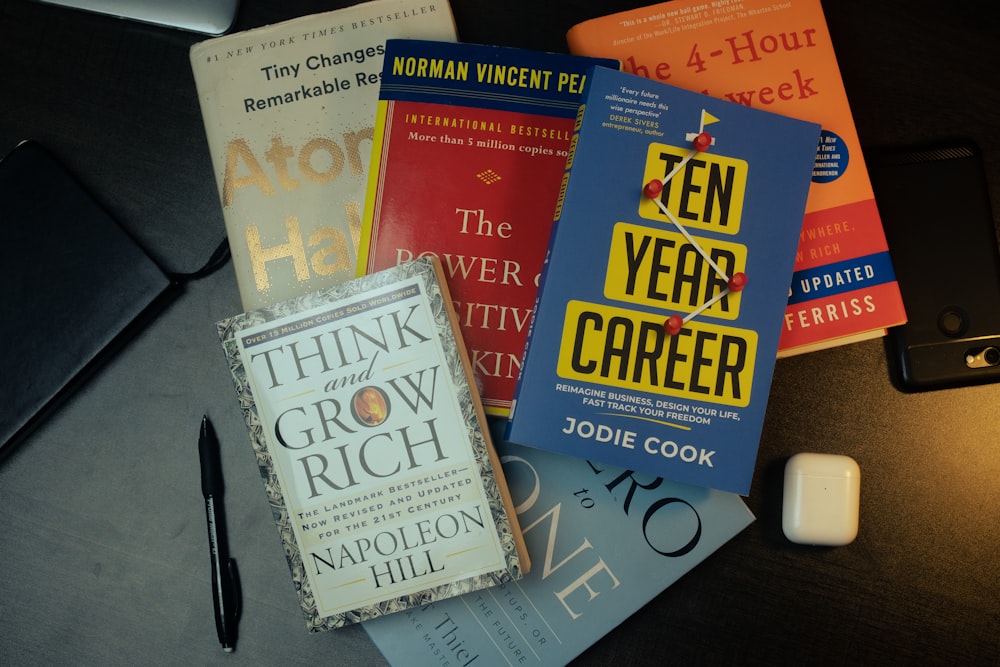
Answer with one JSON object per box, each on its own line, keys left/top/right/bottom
{"left": 638, "top": 143, "right": 748, "bottom": 235}
{"left": 557, "top": 300, "right": 756, "bottom": 407}
{"left": 605, "top": 223, "right": 747, "bottom": 320}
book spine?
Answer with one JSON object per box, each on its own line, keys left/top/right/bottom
{"left": 356, "top": 97, "right": 393, "bottom": 276}
{"left": 425, "top": 257, "right": 531, "bottom": 572}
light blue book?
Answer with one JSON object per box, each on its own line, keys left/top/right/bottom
{"left": 364, "top": 421, "right": 753, "bottom": 666}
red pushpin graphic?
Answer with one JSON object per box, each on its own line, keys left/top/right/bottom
{"left": 728, "top": 272, "right": 748, "bottom": 292}
{"left": 643, "top": 180, "right": 663, "bottom": 199}
{"left": 693, "top": 132, "right": 713, "bottom": 152}
{"left": 665, "top": 314, "right": 684, "bottom": 336}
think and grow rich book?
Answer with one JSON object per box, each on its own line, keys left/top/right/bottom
{"left": 506, "top": 66, "right": 821, "bottom": 495}
{"left": 357, "top": 39, "right": 617, "bottom": 417}
{"left": 190, "top": 0, "right": 458, "bottom": 311}
{"left": 216, "top": 257, "right": 529, "bottom": 631}
{"left": 566, "top": 0, "right": 907, "bottom": 357}
{"left": 364, "top": 422, "right": 754, "bottom": 666}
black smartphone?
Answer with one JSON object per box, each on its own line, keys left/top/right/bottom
{"left": 868, "top": 140, "right": 1000, "bottom": 391}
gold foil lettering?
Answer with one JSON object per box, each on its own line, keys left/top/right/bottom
{"left": 247, "top": 216, "right": 311, "bottom": 290}
{"left": 309, "top": 228, "right": 351, "bottom": 276}
{"left": 223, "top": 138, "right": 276, "bottom": 206}
{"left": 299, "top": 137, "right": 346, "bottom": 184}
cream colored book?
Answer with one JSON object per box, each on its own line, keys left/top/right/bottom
{"left": 191, "top": 0, "right": 458, "bottom": 310}
{"left": 216, "top": 257, "right": 528, "bottom": 631}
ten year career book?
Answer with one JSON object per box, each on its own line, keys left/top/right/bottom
{"left": 566, "top": 0, "right": 907, "bottom": 357}
{"left": 363, "top": 423, "right": 754, "bottom": 666}
{"left": 506, "top": 66, "right": 821, "bottom": 495}
{"left": 190, "top": 0, "right": 458, "bottom": 311}
{"left": 216, "top": 257, "right": 529, "bottom": 632}
{"left": 357, "top": 39, "right": 617, "bottom": 417}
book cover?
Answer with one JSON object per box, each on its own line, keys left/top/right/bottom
{"left": 0, "top": 141, "right": 176, "bottom": 458}
{"left": 566, "top": 0, "right": 907, "bottom": 356}
{"left": 216, "top": 257, "right": 528, "bottom": 632}
{"left": 364, "top": 423, "right": 754, "bottom": 666}
{"left": 190, "top": 0, "right": 459, "bottom": 311}
{"left": 357, "top": 39, "right": 617, "bottom": 417}
{"left": 506, "top": 66, "right": 820, "bottom": 495}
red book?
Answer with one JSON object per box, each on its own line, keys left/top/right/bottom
{"left": 358, "top": 39, "right": 616, "bottom": 414}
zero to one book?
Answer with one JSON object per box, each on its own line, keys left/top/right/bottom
{"left": 190, "top": 0, "right": 458, "bottom": 311}
{"left": 363, "top": 426, "right": 754, "bottom": 666}
{"left": 216, "top": 257, "right": 528, "bottom": 631}
{"left": 358, "top": 39, "right": 616, "bottom": 416}
{"left": 566, "top": 0, "right": 907, "bottom": 356}
{"left": 506, "top": 66, "right": 821, "bottom": 495}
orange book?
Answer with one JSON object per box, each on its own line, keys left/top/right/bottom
{"left": 567, "top": 0, "right": 907, "bottom": 356}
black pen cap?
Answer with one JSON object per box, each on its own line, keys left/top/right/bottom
{"left": 199, "top": 415, "right": 225, "bottom": 498}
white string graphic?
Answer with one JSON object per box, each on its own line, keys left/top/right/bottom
{"left": 643, "top": 120, "right": 747, "bottom": 335}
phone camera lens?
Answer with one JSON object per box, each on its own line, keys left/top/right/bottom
{"left": 937, "top": 306, "right": 970, "bottom": 337}
{"left": 966, "top": 346, "right": 1000, "bottom": 368}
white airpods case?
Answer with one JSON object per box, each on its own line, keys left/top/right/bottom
{"left": 782, "top": 453, "right": 860, "bottom": 546}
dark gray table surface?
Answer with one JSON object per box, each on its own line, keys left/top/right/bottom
{"left": 2, "top": 1, "right": 998, "bottom": 665}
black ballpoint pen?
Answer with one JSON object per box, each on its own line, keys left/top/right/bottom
{"left": 199, "top": 414, "right": 241, "bottom": 653}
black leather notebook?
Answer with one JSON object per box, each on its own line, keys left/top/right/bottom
{"left": 0, "top": 141, "right": 177, "bottom": 458}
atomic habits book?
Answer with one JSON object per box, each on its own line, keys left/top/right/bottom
{"left": 216, "top": 257, "right": 528, "bottom": 631}
{"left": 506, "top": 66, "right": 820, "bottom": 495}
{"left": 190, "top": 0, "right": 458, "bottom": 311}
{"left": 566, "top": 0, "right": 907, "bottom": 356}
{"left": 358, "top": 39, "right": 617, "bottom": 417}
{"left": 364, "top": 425, "right": 754, "bottom": 666}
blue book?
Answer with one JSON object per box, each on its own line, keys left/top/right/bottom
{"left": 364, "top": 423, "right": 753, "bottom": 666}
{"left": 506, "top": 66, "right": 821, "bottom": 494}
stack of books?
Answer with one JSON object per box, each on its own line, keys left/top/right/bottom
{"left": 189, "top": 0, "right": 903, "bottom": 663}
